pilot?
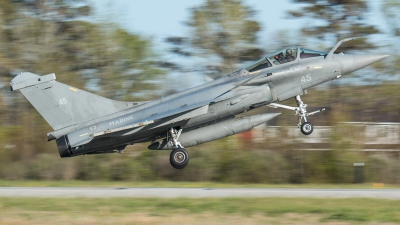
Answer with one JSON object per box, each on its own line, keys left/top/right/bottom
{"left": 274, "top": 52, "right": 285, "bottom": 63}
{"left": 285, "top": 49, "right": 295, "bottom": 62}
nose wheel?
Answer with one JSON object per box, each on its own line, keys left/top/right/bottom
{"left": 300, "top": 122, "right": 313, "bottom": 135}
{"left": 269, "top": 95, "right": 325, "bottom": 135}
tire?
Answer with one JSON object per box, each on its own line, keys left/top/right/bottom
{"left": 301, "top": 122, "right": 313, "bottom": 135}
{"left": 170, "top": 148, "right": 189, "bottom": 169}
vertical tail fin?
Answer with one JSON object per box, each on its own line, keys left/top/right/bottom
{"left": 11, "top": 72, "right": 139, "bottom": 130}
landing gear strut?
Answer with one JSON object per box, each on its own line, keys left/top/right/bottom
{"left": 269, "top": 95, "right": 325, "bottom": 135}
{"left": 168, "top": 127, "right": 183, "bottom": 149}
{"left": 168, "top": 127, "right": 189, "bottom": 169}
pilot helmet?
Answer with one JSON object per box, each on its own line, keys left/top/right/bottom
{"left": 286, "top": 49, "right": 292, "bottom": 55}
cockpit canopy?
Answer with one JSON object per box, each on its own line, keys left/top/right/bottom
{"left": 268, "top": 48, "right": 298, "bottom": 65}
{"left": 245, "top": 57, "right": 272, "bottom": 73}
{"left": 245, "top": 48, "right": 328, "bottom": 73}
{"left": 299, "top": 49, "right": 327, "bottom": 59}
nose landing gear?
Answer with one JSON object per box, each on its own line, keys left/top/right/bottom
{"left": 269, "top": 95, "right": 325, "bottom": 135}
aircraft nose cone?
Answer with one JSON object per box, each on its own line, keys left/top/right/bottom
{"left": 341, "top": 54, "right": 389, "bottom": 75}
{"left": 354, "top": 54, "right": 389, "bottom": 69}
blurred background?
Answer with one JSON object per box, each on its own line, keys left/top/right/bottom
{"left": 0, "top": 0, "right": 399, "bottom": 184}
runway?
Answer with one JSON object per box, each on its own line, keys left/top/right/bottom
{"left": 1, "top": 187, "right": 400, "bottom": 199}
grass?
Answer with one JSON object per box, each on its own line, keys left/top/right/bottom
{"left": 0, "top": 180, "right": 399, "bottom": 189}
{"left": 0, "top": 197, "right": 400, "bottom": 224}
{"left": 1, "top": 180, "right": 398, "bottom": 224}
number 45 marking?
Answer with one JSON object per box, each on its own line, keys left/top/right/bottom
{"left": 301, "top": 75, "right": 311, "bottom": 83}
{"left": 59, "top": 98, "right": 67, "bottom": 105}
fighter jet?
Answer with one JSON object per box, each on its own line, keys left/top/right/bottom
{"left": 10, "top": 38, "right": 388, "bottom": 169}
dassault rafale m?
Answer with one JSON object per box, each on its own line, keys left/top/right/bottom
{"left": 10, "top": 38, "right": 388, "bottom": 169}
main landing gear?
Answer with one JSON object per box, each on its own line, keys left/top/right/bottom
{"left": 269, "top": 95, "right": 325, "bottom": 135}
{"left": 168, "top": 127, "right": 189, "bottom": 169}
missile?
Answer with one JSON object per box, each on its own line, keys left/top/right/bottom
{"left": 148, "top": 113, "right": 280, "bottom": 150}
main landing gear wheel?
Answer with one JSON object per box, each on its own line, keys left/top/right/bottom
{"left": 301, "top": 122, "right": 314, "bottom": 135}
{"left": 167, "top": 127, "right": 189, "bottom": 169}
{"left": 170, "top": 148, "right": 189, "bottom": 169}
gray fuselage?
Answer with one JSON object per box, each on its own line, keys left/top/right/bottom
{"left": 55, "top": 48, "right": 387, "bottom": 156}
